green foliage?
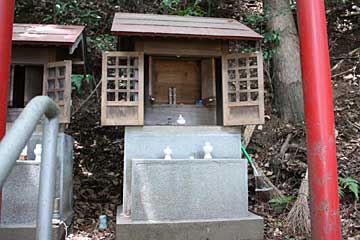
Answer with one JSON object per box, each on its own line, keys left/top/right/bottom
{"left": 87, "top": 34, "right": 117, "bottom": 52}
{"left": 244, "top": 14, "right": 267, "bottom": 26}
{"left": 244, "top": 14, "right": 280, "bottom": 60}
{"left": 268, "top": 196, "right": 295, "bottom": 212}
{"left": 20, "top": 0, "right": 118, "bottom": 65}
{"left": 338, "top": 177, "right": 359, "bottom": 201}
{"left": 46, "top": 0, "right": 102, "bottom": 26}
{"left": 160, "top": 0, "right": 206, "bottom": 16}
{"left": 263, "top": 30, "right": 280, "bottom": 60}
{"left": 72, "top": 74, "right": 91, "bottom": 95}
{"left": 160, "top": 0, "right": 180, "bottom": 12}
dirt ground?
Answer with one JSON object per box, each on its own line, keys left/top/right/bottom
{"left": 64, "top": 4, "right": 360, "bottom": 240}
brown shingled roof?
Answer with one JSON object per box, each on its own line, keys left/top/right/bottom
{"left": 12, "top": 24, "right": 85, "bottom": 46}
{"left": 111, "top": 13, "right": 262, "bottom": 40}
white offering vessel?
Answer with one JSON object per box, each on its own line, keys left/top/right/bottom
{"left": 203, "top": 142, "right": 213, "bottom": 160}
{"left": 34, "top": 144, "right": 42, "bottom": 161}
{"left": 164, "top": 146, "right": 172, "bottom": 160}
{"left": 176, "top": 114, "right": 186, "bottom": 125}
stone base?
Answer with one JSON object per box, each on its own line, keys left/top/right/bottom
{"left": 0, "top": 224, "right": 65, "bottom": 240}
{"left": 116, "top": 207, "right": 264, "bottom": 240}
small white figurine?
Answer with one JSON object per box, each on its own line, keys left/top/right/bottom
{"left": 177, "top": 114, "right": 186, "bottom": 125}
{"left": 203, "top": 142, "right": 213, "bottom": 160}
{"left": 19, "top": 146, "right": 28, "bottom": 160}
{"left": 164, "top": 146, "right": 172, "bottom": 160}
{"left": 34, "top": 144, "right": 42, "bottom": 161}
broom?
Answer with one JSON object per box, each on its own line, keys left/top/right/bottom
{"left": 241, "top": 144, "right": 284, "bottom": 200}
{"left": 285, "top": 169, "right": 310, "bottom": 236}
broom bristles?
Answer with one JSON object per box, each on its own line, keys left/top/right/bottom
{"left": 286, "top": 170, "right": 310, "bottom": 236}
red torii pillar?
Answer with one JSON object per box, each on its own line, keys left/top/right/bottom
{"left": 0, "top": 0, "right": 341, "bottom": 239}
{"left": 296, "top": 0, "right": 341, "bottom": 239}
{"left": 0, "top": 0, "right": 15, "bottom": 216}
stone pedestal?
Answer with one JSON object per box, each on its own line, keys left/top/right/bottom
{"left": 0, "top": 133, "right": 74, "bottom": 240}
{"left": 117, "top": 126, "right": 263, "bottom": 240}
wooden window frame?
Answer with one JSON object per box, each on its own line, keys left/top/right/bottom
{"left": 101, "top": 51, "right": 144, "bottom": 126}
{"left": 43, "top": 60, "right": 72, "bottom": 124}
{"left": 222, "top": 51, "right": 264, "bottom": 125}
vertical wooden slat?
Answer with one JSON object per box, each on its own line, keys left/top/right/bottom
{"left": 257, "top": 50, "right": 265, "bottom": 122}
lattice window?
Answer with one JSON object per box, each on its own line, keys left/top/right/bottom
{"left": 43, "top": 60, "right": 72, "bottom": 123}
{"left": 101, "top": 52, "right": 144, "bottom": 126}
{"left": 105, "top": 55, "right": 141, "bottom": 103}
{"left": 222, "top": 52, "right": 264, "bottom": 126}
{"left": 226, "top": 55, "right": 260, "bottom": 105}
{"left": 47, "top": 66, "right": 66, "bottom": 103}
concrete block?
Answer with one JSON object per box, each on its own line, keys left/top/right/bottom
{"left": 1, "top": 133, "right": 74, "bottom": 225}
{"left": 131, "top": 159, "right": 248, "bottom": 221}
{"left": 123, "top": 126, "right": 242, "bottom": 215}
{"left": 116, "top": 207, "right": 264, "bottom": 240}
{"left": 1, "top": 163, "right": 40, "bottom": 224}
{"left": 0, "top": 224, "right": 64, "bottom": 240}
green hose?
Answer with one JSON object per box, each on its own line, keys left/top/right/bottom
{"left": 241, "top": 144, "right": 254, "bottom": 165}
{"left": 241, "top": 144, "right": 259, "bottom": 176}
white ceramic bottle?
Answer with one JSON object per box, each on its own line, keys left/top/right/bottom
{"left": 164, "top": 146, "right": 172, "bottom": 160}
{"left": 203, "top": 142, "right": 213, "bottom": 160}
{"left": 34, "top": 144, "right": 42, "bottom": 161}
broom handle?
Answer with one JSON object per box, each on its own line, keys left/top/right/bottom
{"left": 241, "top": 144, "right": 259, "bottom": 176}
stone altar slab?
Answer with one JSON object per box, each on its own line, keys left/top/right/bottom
{"left": 131, "top": 159, "right": 248, "bottom": 221}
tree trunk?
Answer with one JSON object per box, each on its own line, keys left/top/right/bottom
{"left": 264, "top": 0, "right": 304, "bottom": 122}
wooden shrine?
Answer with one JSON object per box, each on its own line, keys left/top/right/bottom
{"left": 101, "top": 13, "right": 264, "bottom": 126}
{"left": 7, "top": 23, "right": 87, "bottom": 124}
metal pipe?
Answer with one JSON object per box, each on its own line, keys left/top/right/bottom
{"left": 0, "top": 0, "right": 15, "bottom": 215}
{"left": 36, "top": 114, "right": 59, "bottom": 240}
{"left": 296, "top": 1, "right": 341, "bottom": 239}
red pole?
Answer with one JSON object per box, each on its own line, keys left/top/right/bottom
{"left": 0, "top": 0, "right": 15, "bottom": 215}
{"left": 296, "top": 0, "right": 341, "bottom": 239}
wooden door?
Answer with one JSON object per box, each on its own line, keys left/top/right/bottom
{"left": 222, "top": 52, "right": 264, "bottom": 126}
{"left": 43, "top": 60, "right": 72, "bottom": 124}
{"left": 101, "top": 52, "right": 144, "bottom": 126}
{"left": 152, "top": 59, "right": 200, "bottom": 104}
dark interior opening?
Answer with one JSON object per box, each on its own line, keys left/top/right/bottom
{"left": 9, "top": 65, "right": 44, "bottom": 108}
{"left": 11, "top": 65, "right": 26, "bottom": 108}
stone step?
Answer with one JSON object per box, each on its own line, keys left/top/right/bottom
{"left": 116, "top": 207, "right": 263, "bottom": 240}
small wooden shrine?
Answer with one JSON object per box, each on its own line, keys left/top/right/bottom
{"left": 8, "top": 23, "right": 87, "bottom": 124}
{"left": 101, "top": 13, "right": 264, "bottom": 126}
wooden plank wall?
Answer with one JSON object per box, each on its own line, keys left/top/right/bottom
{"left": 152, "top": 58, "right": 201, "bottom": 104}
{"left": 135, "top": 38, "right": 223, "bottom": 57}
{"left": 11, "top": 47, "right": 57, "bottom": 65}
